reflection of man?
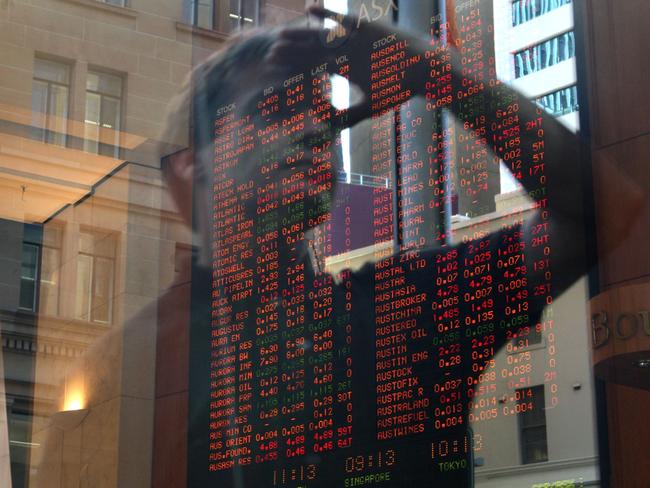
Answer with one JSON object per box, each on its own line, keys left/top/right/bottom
{"left": 158, "top": 8, "right": 639, "bottom": 487}
{"left": 155, "top": 6, "right": 648, "bottom": 487}
{"left": 31, "top": 6, "right": 643, "bottom": 488}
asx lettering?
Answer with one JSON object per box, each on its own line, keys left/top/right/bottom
{"left": 357, "top": 0, "right": 398, "bottom": 27}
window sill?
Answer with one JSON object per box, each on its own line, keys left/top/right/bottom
{"left": 475, "top": 455, "right": 598, "bottom": 479}
{"left": 59, "top": 0, "right": 138, "bottom": 19}
{"left": 175, "top": 22, "right": 229, "bottom": 42}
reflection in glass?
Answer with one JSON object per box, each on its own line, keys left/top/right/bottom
{"left": 74, "top": 232, "right": 116, "bottom": 324}
{"left": 91, "top": 256, "right": 114, "bottom": 323}
{"left": 184, "top": 0, "right": 215, "bottom": 29}
{"left": 103, "top": 0, "right": 127, "bottom": 7}
{"left": 0, "top": 0, "right": 640, "bottom": 487}
{"left": 31, "top": 58, "right": 70, "bottom": 146}
{"left": 19, "top": 244, "right": 39, "bottom": 311}
{"left": 84, "top": 92, "right": 101, "bottom": 155}
{"left": 519, "top": 385, "right": 549, "bottom": 464}
{"left": 514, "top": 31, "right": 575, "bottom": 78}
{"left": 40, "top": 246, "right": 60, "bottom": 317}
{"left": 512, "top": 0, "right": 572, "bottom": 26}
{"left": 74, "top": 253, "right": 92, "bottom": 321}
{"left": 536, "top": 85, "right": 579, "bottom": 116}
{"left": 197, "top": 0, "right": 215, "bottom": 29}
{"left": 84, "top": 70, "right": 123, "bottom": 158}
{"left": 229, "top": 0, "right": 258, "bottom": 30}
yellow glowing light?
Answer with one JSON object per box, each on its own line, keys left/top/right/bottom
{"left": 62, "top": 375, "right": 86, "bottom": 412}
{"left": 63, "top": 393, "right": 85, "bottom": 412}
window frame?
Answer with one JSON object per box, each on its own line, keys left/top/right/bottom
{"left": 512, "top": 0, "right": 573, "bottom": 27}
{"left": 84, "top": 68, "right": 124, "bottom": 158}
{"left": 18, "top": 243, "right": 40, "bottom": 313}
{"left": 535, "top": 84, "right": 579, "bottom": 117}
{"left": 513, "top": 30, "right": 576, "bottom": 79}
{"left": 74, "top": 231, "right": 116, "bottom": 325}
{"left": 39, "top": 242, "right": 61, "bottom": 317}
{"left": 517, "top": 384, "right": 549, "bottom": 464}
{"left": 32, "top": 57, "right": 72, "bottom": 147}
{"left": 187, "top": 0, "right": 216, "bottom": 30}
{"left": 185, "top": 0, "right": 260, "bottom": 32}
{"left": 100, "top": 0, "right": 128, "bottom": 7}
{"left": 227, "top": 0, "right": 260, "bottom": 31}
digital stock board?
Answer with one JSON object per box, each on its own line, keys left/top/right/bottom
{"left": 187, "top": 1, "right": 587, "bottom": 486}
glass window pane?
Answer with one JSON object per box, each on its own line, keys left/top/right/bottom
{"left": 75, "top": 254, "right": 92, "bottom": 320}
{"left": 100, "top": 96, "right": 121, "bottom": 156}
{"left": 78, "top": 232, "right": 95, "bottom": 255}
{"left": 100, "top": 96, "right": 120, "bottom": 131}
{"left": 94, "top": 234, "right": 116, "bottom": 258}
{"left": 100, "top": 73, "right": 122, "bottom": 97}
{"left": 86, "top": 71, "right": 123, "bottom": 155}
{"left": 197, "top": 1, "right": 214, "bottom": 29}
{"left": 514, "top": 30, "right": 575, "bottom": 78}
{"left": 85, "top": 92, "right": 101, "bottom": 126}
{"left": 34, "top": 58, "right": 69, "bottom": 84}
{"left": 90, "top": 257, "right": 113, "bottom": 323}
{"left": 183, "top": 0, "right": 195, "bottom": 24}
{"left": 8, "top": 408, "right": 34, "bottom": 486}
{"left": 40, "top": 246, "right": 60, "bottom": 316}
{"left": 536, "top": 84, "right": 579, "bottom": 116}
{"left": 229, "top": 0, "right": 256, "bottom": 29}
{"left": 519, "top": 386, "right": 548, "bottom": 464}
{"left": 522, "top": 426, "right": 549, "bottom": 463}
{"left": 229, "top": 0, "right": 242, "bottom": 29}
{"left": 19, "top": 244, "right": 39, "bottom": 311}
{"left": 86, "top": 71, "right": 100, "bottom": 92}
{"left": 19, "top": 278, "right": 36, "bottom": 311}
{"left": 42, "top": 227, "right": 62, "bottom": 248}
{"left": 88, "top": 70, "right": 122, "bottom": 97}
{"left": 84, "top": 92, "right": 101, "bottom": 154}
{"left": 31, "top": 80, "right": 48, "bottom": 124}
{"left": 47, "top": 84, "right": 68, "bottom": 146}
{"left": 3, "top": 1, "right": 640, "bottom": 486}
{"left": 21, "top": 245, "right": 38, "bottom": 281}
{"left": 242, "top": 0, "right": 257, "bottom": 22}
{"left": 513, "top": 0, "right": 572, "bottom": 26}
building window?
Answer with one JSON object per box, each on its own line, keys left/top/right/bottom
{"left": 31, "top": 58, "right": 70, "bottom": 147}
{"left": 84, "top": 70, "right": 123, "bottom": 158}
{"left": 228, "top": 0, "right": 259, "bottom": 31}
{"left": 185, "top": 0, "right": 215, "bottom": 29}
{"left": 6, "top": 395, "right": 36, "bottom": 488}
{"left": 100, "top": 0, "right": 127, "bottom": 6}
{"left": 19, "top": 244, "right": 39, "bottom": 312}
{"left": 513, "top": 31, "right": 575, "bottom": 78}
{"left": 40, "top": 228, "right": 62, "bottom": 317}
{"left": 184, "top": 0, "right": 259, "bottom": 31}
{"left": 75, "top": 231, "right": 116, "bottom": 324}
{"left": 536, "top": 85, "right": 579, "bottom": 116}
{"left": 518, "top": 385, "right": 549, "bottom": 464}
{"left": 512, "top": 0, "right": 572, "bottom": 26}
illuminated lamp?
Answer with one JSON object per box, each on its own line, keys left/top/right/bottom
{"left": 51, "top": 375, "right": 89, "bottom": 430}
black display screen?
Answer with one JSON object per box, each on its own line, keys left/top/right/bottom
{"left": 187, "top": 1, "right": 588, "bottom": 486}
